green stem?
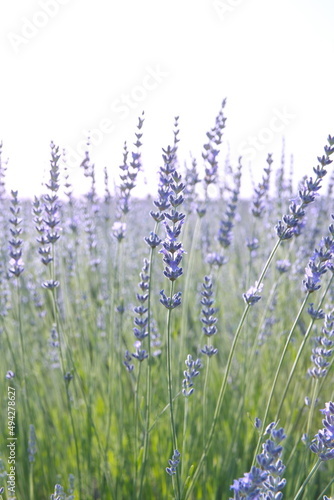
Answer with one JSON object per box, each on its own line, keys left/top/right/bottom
{"left": 181, "top": 397, "right": 189, "bottom": 485}
{"left": 148, "top": 391, "right": 182, "bottom": 434}
{"left": 202, "top": 354, "right": 210, "bottom": 491}
{"left": 183, "top": 303, "right": 250, "bottom": 499}
{"left": 316, "top": 476, "right": 334, "bottom": 500}
{"left": 134, "top": 364, "right": 142, "bottom": 492}
{"left": 51, "top": 288, "right": 82, "bottom": 500}
{"left": 50, "top": 236, "right": 82, "bottom": 499}
{"left": 293, "top": 459, "right": 321, "bottom": 500}
{"left": 306, "top": 379, "right": 319, "bottom": 438}
{"left": 138, "top": 224, "right": 159, "bottom": 499}
{"left": 105, "top": 239, "right": 121, "bottom": 453}
{"left": 179, "top": 216, "right": 201, "bottom": 368}
{"left": 275, "top": 273, "right": 333, "bottom": 421}
{"left": 167, "top": 280, "right": 181, "bottom": 500}
{"left": 29, "top": 463, "right": 34, "bottom": 500}
{"left": 183, "top": 236, "right": 283, "bottom": 500}
{"left": 251, "top": 292, "right": 310, "bottom": 467}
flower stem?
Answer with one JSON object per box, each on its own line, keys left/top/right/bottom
{"left": 252, "top": 291, "right": 310, "bottom": 467}
{"left": 293, "top": 459, "right": 321, "bottom": 500}
{"left": 167, "top": 280, "right": 181, "bottom": 500}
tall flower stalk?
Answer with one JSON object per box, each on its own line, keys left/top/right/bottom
{"left": 293, "top": 402, "right": 334, "bottom": 500}
{"left": 159, "top": 143, "right": 185, "bottom": 500}
{"left": 252, "top": 215, "right": 334, "bottom": 466}
{"left": 39, "top": 142, "right": 82, "bottom": 499}
{"left": 184, "top": 135, "right": 334, "bottom": 500}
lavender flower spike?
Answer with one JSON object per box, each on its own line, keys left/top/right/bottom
{"left": 182, "top": 355, "right": 202, "bottom": 397}
{"left": 230, "top": 422, "right": 286, "bottom": 500}
{"left": 243, "top": 282, "right": 263, "bottom": 306}
{"left": 310, "top": 401, "right": 334, "bottom": 461}
{"left": 160, "top": 289, "right": 182, "bottom": 309}
{"left": 166, "top": 449, "right": 181, "bottom": 476}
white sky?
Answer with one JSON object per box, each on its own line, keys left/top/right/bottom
{"left": 1, "top": 0, "right": 334, "bottom": 198}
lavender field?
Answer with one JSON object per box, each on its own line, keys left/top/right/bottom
{"left": 0, "top": 103, "right": 334, "bottom": 500}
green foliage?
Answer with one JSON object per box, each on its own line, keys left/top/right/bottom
{"left": 0, "top": 150, "right": 333, "bottom": 500}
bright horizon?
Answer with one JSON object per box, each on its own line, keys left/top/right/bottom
{"left": 1, "top": 0, "right": 334, "bottom": 199}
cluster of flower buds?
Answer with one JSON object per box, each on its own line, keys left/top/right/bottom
{"left": 243, "top": 281, "right": 264, "bottom": 306}
{"left": 308, "top": 309, "right": 334, "bottom": 379}
{"left": 217, "top": 157, "right": 242, "bottom": 248}
{"left": 230, "top": 422, "right": 286, "bottom": 500}
{"left": 303, "top": 218, "right": 334, "bottom": 293}
{"left": 202, "top": 99, "right": 227, "bottom": 188}
{"left": 251, "top": 153, "right": 273, "bottom": 218}
{"left": 33, "top": 142, "right": 62, "bottom": 290}
{"left": 182, "top": 354, "right": 202, "bottom": 397}
{"left": 150, "top": 118, "right": 180, "bottom": 223}
{"left": 310, "top": 402, "right": 334, "bottom": 461}
{"left": 276, "top": 135, "right": 334, "bottom": 240}
{"left": 166, "top": 449, "right": 181, "bottom": 476}
{"left": 157, "top": 130, "right": 186, "bottom": 309}
{"left": 8, "top": 190, "right": 24, "bottom": 278}
{"left": 117, "top": 112, "right": 144, "bottom": 218}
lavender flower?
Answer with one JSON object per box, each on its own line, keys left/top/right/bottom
{"left": 116, "top": 113, "right": 144, "bottom": 218}
{"left": 50, "top": 476, "right": 75, "bottom": 500}
{"left": 206, "top": 252, "right": 228, "bottom": 268}
{"left": 202, "top": 99, "right": 227, "bottom": 189}
{"left": 123, "top": 350, "right": 134, "bottom": 372}
{"left": 132, "top": 341, "right": 148, "bottom": 362}
{"left": 131, "top": 259, "right": 150, "bottom": 361}
{"left": 247, "top": 238, "right": 259, "bottom": 253}
{"left": 42, "top": 280, "right": 60, "bottom": 290}
{"left": 310, "top": 402, "right": 334, "bottom": 461}
{"left": 251, "top": 153, "right": 273, "bottom": 218}
{"left": 160, "top": 289, "right": 182, "bottom": 310}
{"left": 182, "top": 355, "right": 202, "bottom": 397}
{"left": 243, "top": 282, "right": 263, "bottom": 306}
{"left": 144, "top": 231, "right": 161, "bottom": 249}
{"left": 8, "top": 190, "right": 24, "bottom": 278}
{"left": 276, "top": 135, "right": 334, "bottom": 240}
{"left": 229, "top": 422, "right": 286, "bottom": 500}
{"left": 308, "top": 309, "right": 334, "bottom": 379}
{"left": 196, "top": 206, "right": 206, "bottom": 218}
{"left": 50, "top": 484, "right": 65, "bottom": 500}
{"left": 112, "top": 221, "right": 126, "bottom": 241}
{"left": 160, "top": 177, "right": 185, "bottom": 281}
{"left": 276, "top": 259, "right": 291, "bottom": 274}
{"left": 307, "top": 303, "right": 325, "bottom": 320}
{"left": 200, "top": 276, "right": 219, "bottom": 357}
{"left": 44, "top": 142, "right": 62, "bottom": 241}
{"left": 166, "top": 449, "right": 181, "bottom": 476}
{"left": 64, "top": 372, "right": 73, "bottom": 383}
{"left": 303, "top": 226, "right": 334, "bottom": 293}
{"left": 35, "top": 142, "right": 62, "bottom": 274}
{"left": 201, "top": 345, "right": 218, "bottom": 357}
{"left": 217, "top": 157, "right": 242, "bottom": 248}
{"left": 184, "top": 154, "right": 201, "bottom": 211}
{"left": 151, "top": 118, "right": 180, "bottom": 221}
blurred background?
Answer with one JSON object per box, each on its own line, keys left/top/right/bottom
{"left": 1, "top": 0, "right": 334, "bottom": 198}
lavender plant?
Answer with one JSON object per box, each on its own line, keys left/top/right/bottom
{"left": 230, "top": 422, "right": 286, "bottom": 500}
{"left": 217, "top": 157, "right": 242, "bottom": 249}
{"left": 294, "top": 402, "right": 334, "bottom": 500}
{"left": 184, "top": 136, "right": 334, "bottom": 500}
{"left": 1, "top": 111, "right": 334, "bottom": 500}
{"left": 202, "top": 98, "right": 227, "bottom": 197}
